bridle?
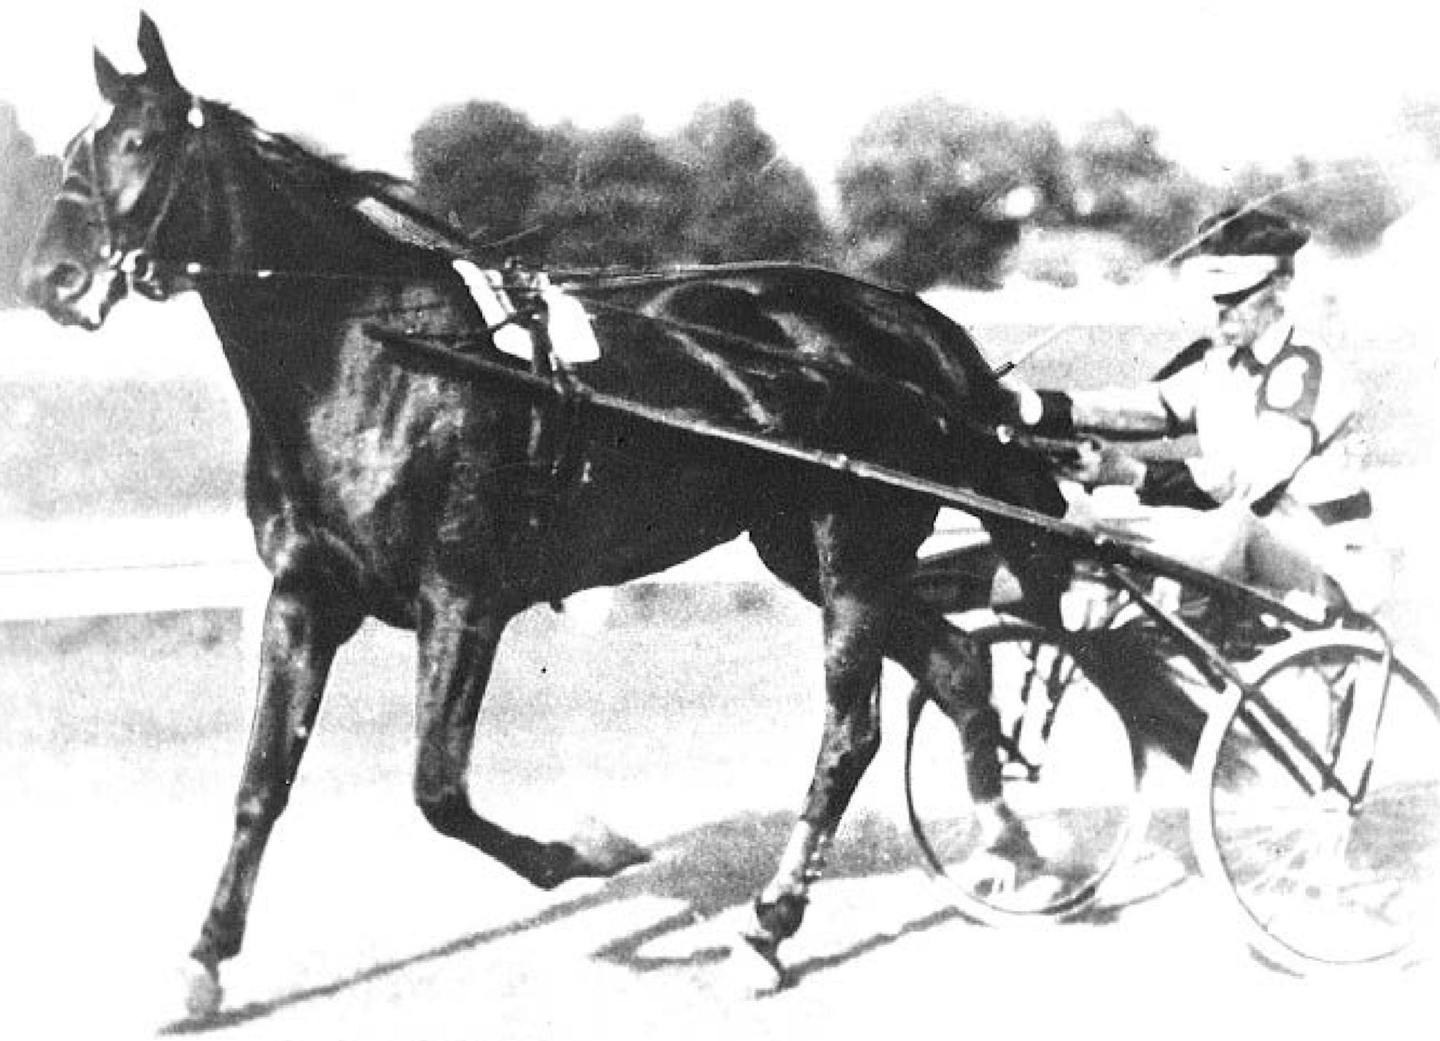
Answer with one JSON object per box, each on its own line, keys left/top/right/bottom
{"left": 56, "top": 95, "right": 206, "bottom": 302}
{"left": 61, "top": 92, "right": 487, "bottom": 303}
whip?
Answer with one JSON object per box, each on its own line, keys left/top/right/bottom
{"left": 989, "top": 165, "right": 1389, "bottom": 378}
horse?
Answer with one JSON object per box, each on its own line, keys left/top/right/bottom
{"left": 21, "top": 15, "right": 1066, "bottom": 1017}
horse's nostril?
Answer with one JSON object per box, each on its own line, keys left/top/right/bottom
{"left": 47, "top": 261, "right": 90, "bottom": 299}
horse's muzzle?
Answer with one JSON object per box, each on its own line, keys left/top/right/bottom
{"left": 23, "top": 257, "right": 123, "bottom": 330}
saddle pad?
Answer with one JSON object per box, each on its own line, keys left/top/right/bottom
{"left": 452, "top": 260, "right": 600, "bottom": 364}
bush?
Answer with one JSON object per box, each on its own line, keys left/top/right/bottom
{"left": 0, "top": 103, "right": 62, "bottom": 308}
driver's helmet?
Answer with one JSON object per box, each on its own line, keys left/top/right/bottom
{"left": 1182, "top": 207, "right": 1311, "bottom": 304}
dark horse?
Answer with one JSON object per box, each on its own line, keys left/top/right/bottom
{"left": 22, "top": 16, "right": 1065, "bottom": 1017}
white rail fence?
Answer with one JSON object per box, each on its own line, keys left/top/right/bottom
{"left": 0, "top": 515, "right": 266, "bottom": 623}
{"left": 0, "top": 514, "right": 789, "bottom": 631}
{"left": 0, "top": 481, "right": 1430, "bottom": 630}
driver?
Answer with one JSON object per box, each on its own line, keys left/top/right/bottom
{"left": 1016, "top": 207, "right": 1390, "bottom": 762}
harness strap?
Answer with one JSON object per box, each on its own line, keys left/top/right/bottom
{"left": 449, "top": 259, "right": 592, "bottom": 561}
{"left": 451, "top": 260, "right": 534, "bottom": 359}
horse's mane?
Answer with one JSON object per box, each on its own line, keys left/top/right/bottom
{"left": 207, "top": 99, "right": 472, "bottom": 262}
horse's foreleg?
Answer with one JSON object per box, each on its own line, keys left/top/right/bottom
{"left": 186, "top": 578, "right": 362, "bottom": 1016}
{"left": 410, "top": 587, "right": 647, "bottom": 889}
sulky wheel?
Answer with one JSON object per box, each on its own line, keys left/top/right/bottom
{"left": 1190, "top": 629, "right": 1440, "bottom": 974}
{"left": 905, "top": 610, "right": 1149, "bottom": 924}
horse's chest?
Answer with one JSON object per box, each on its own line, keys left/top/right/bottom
{"left": 302, "top": 393, "right": 462, "bottom": 537}
{"left": 322, "top": 424, "right": 425, "bottom": 518}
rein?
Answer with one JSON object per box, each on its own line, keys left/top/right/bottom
{"left": 124, "top": 102, "right": 202, "bottom": 292}
{"left": 74, "top": 93, "right": 1022, "bottom": 452}
{"left": 91, "top": 119, "right": 990, "bottom": 439}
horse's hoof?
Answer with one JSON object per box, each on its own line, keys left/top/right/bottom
{"left": 183, "top": 959, "right": 223, "bottom": 1020}
{"left": 753, "top": 892, "right": 808, "bottom": 941}
{"left": 727, "top": 931, "right": 790, "bottom": 996}
{"left": 568, "top": 818, "right": 651, "bottom": 878}
{"left": 526, "top": 824, "right": 650, "bottom": 890}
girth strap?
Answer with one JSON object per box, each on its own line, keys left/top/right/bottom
{"left": 456, "top": 260, "right": 591, "bottom": 567}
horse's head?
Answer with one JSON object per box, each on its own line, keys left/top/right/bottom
{"left": 21, "top": 168, "right": 126, "bottom": 329}
{"left": 21, "top": 14, "right": 202, "bottom": 327}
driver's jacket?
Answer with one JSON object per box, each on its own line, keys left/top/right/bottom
{"left": 1075, "top": 321, "right": 1370, "bottom": 527}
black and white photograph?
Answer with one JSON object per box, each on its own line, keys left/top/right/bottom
{"left": 1, "top": 2, "right": 1437, "bottom": 1037}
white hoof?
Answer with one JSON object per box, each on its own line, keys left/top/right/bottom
{"left": 183, "top": 959, "right": 224, "bottom": 1020}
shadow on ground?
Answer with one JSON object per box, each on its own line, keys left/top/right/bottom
{"left": 162, "top": 805, "right": 1199, "bottom": 1034}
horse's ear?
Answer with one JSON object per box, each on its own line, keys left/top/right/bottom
{"left": 94, "top": 48, "right": 126, "bottom": 103}
{"left": 136, "top": 11, "right": 181, "bottom": 90}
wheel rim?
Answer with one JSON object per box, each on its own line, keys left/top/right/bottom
{"left": 1193, "top": 634, "right": 1440, "bottom": 971}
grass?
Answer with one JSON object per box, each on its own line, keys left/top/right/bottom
{"left": 0, "top": 378, "right": 245, "bottom": 521}
{"left": 0, "top": 585, "right": 819, "bottom": 755}
{"left": 0, "top": 611, "right": 250, "bottom": 749}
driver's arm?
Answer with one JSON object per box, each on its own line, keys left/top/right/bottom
{"left": 1069, "top": 384, "right": 1182, "bottom": 438}
{"left": 1028, "top": 358, "right": 1210, "bottom": 506}
{"left": 1029, "top": 360, "right": 1200, "bottom": 440}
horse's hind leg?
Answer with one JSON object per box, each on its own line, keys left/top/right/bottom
{"left": 744, "top": 510, "right": 906, "bottom": 978}
{"left": 884, "top": 597, "right": 1021, "bottom": 846}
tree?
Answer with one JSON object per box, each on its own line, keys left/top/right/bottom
{"left": 1218, "top": 156, "right": 1402, "bottom": 255}
{"left": 532, "top": 118, "right": 697, "bottom": 269}
{"left": 673, "top": 100, "right": 832, "bottom": 265}
{"left": 1067, "top": 112, "right": 1207, "bottom": 260}
{"left": 412, "top": 102, "right": 699, "bottom": 266}
{"left": 836, "top": 99, "right": 1067, "bottom": 290}
{"left": 410, "top": 100, "right": 548, "bottom": 250}
{"left": 0, "top": 101, "right": 61, "bottom": 307}
{"left": 1398, "top": 95, "right": 1440, "bottom": 161}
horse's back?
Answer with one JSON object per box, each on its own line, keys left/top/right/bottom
{"left": 565, "top": 264, "right": 1012, "bottom": 460}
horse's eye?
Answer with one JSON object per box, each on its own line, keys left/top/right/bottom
{"left": 121, "top": 132, "right": 150, "bottom": 156}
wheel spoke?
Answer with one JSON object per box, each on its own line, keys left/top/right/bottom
{"left": 907, "top": 614, "right": 1148, "bottom": 924}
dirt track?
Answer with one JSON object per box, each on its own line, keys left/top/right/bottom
{"left": 3, "top": 586, "right": 1437, "bottom": 1041}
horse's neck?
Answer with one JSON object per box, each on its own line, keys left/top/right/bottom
{"left": 196, "top": 188, "right": 381, "bottom": 444}
{"left": 183, "top": 130, "right": 480, "bottom": 526}
{"left": 195, "top": 149, "right": 427, "bottom": 388}
{"left": 228, "top": 173, "right": 395, "bottom": 281}
{"left": 201, "top": 273, "right": 390, "bottom": 529}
